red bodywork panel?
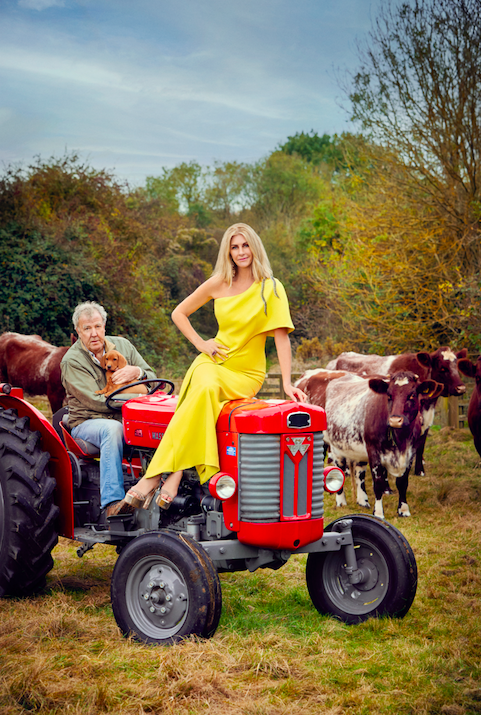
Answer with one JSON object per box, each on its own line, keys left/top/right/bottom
{"left": 216, "top": 399, "right": 327, "bottom": 549}
{"left": 122, "top": 393, "right": 178, "bottom": 448}
{"left": 0, "top": 389, "right": 74, "bottom": 539}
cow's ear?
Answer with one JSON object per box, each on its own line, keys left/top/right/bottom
{"left": 456, "top": 348, "right": 468, "bottom": 359}
{"left": 427, "top": 381, "right": 444, "bottom": 399}
{"left": 415, "top": 352, "right": 431, "bottom": 368}
{"left": 457, "top": 358, "right": 476, "bottom": 378}
{"left": 417, "top": 379, "right": 438, "bottom": 398}
{"left": 369, "top": 378, "right": 389, "bottom": 394}
{"left": 117, "top": 353, "right": 128, "bottom": 369}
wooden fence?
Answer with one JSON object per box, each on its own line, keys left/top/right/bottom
{"left": 258, "top": 372, "right": 473, "bottom": 430}
{"left": 435, "top": 379, "right": 473, "bottom": 429}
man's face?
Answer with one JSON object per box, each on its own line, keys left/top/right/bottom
{"left": 76, "top": 311, "right": 106, "bottom": 356}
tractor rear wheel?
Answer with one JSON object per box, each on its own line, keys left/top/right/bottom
{"left": 306, "top": 515, "right": 417, "bottom": 624}
{"left": 0, "top": 407, "right": 59, "bottom": 597}
{"left": 111, "top": 531, "right": 222, "bottom": 645}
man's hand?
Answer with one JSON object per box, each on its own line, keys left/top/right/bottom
{"left": 111, "top": 365, "right": 142, "bottom": 385}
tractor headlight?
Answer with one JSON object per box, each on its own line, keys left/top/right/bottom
{"left": 323, "top": 466, "right": 345, "bottom": 493}
{"left": 208, "top": 473, "right": 237, "bottom": 500}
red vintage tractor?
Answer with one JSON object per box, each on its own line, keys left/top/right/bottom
{"left": 0, "top": 380, "right": 417, "bottom": 645}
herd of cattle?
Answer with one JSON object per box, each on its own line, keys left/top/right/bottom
{"left": 1, "top": 331, "right": 481, "bottom": 519}
{"left": 296, "top": 348, "right": 470, "bottom": 519}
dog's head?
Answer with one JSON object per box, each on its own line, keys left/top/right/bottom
{"left": 100, "top": 350, "right": 127, "bottom": 372}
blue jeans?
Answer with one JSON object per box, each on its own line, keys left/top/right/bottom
{"left": 71, "top": 419, "right": 125, "bottom": 508}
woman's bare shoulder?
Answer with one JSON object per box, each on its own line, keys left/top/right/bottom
{"left": 205, "top": 274, "right": 228, "bottom": 299}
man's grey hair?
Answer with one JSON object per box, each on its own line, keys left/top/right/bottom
{"left": 72, "top": 301, "right": 108, "bottom": 330}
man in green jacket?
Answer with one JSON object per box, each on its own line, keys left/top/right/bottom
{"left": 61, "top": 301, "right": 156, "bottom": 516}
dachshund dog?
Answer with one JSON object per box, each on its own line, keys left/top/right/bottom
{"left": 95, "top": 350, "right": 148, "bottom": 397}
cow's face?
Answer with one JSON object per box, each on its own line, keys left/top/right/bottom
{"left": 369, "top": 372, "right": 438, "bottom": 428}
{"left": 429, "top": 347, "right": 466, "bottom": 397}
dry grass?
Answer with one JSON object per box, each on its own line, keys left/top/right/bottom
{"left": 1, "top": 409, "right": 480, "bottom": 714}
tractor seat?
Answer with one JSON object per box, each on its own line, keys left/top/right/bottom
{"left": 52, "top": 407, "right": 100, "bottom": 458}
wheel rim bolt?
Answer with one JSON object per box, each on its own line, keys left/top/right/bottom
{"left": 148, "top": 582, "right": 154, "bottom": 588}
{"left": 165, "top": 594, "right": 171, "bottom": 602}
{"left": 149, "top": 607, "right": 155, "bottom": 613}
{"left": 160, "top": 607, "right": 166, "bottom": 614}
{"left": 143, "top": 593, "right": 149, "bottom": 600}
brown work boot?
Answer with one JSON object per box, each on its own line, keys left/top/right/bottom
{"left": 105, "top": 500, "right": 132, "bottom": 517}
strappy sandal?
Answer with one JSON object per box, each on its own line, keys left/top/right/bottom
{"left": 113, "top": 487, "right": 157, "bottom": 514}
{"left": 155, "top": 489, "right": 174, "bottom": 510}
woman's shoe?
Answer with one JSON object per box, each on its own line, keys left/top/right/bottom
{"left": 113, "top": 487, "right": 157, "bottom": 514}
{"left": 156, "top": 489, "right": 174, "bottom": 510}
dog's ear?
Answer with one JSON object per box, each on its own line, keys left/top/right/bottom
{"left": 116, "top": 353, "right": 127, "bottom": 369}
{"left": 100, "top": 353, "right": 108, "bottom": 369}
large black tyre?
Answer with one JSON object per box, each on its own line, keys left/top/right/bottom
{"left": 111, "top": 531, "right": 222, "bottom": 645}
{"left": 0, "top": 407, "right": 59, "bottom": 597}
{"left": 306, "top": 515, "right": 417, "bottom": 624}
{"left": 186, "top": 538, "right": 222, "bottom": 638}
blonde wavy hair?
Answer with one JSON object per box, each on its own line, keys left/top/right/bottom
{"left": 212, "top": 223, "right": 273, "bottom": 287}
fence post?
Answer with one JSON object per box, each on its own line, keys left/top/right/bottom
{"left": 448, "top": 396, "right": 459, "bottom": 428}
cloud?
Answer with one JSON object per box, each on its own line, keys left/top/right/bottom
{"left": 0, "top": 0, "right": 378, "bottom": 183}
{"left": 18, "top": 0, "right": 65, "bottom": 10}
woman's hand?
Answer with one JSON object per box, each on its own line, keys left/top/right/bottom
{"left": 284, "top": 384, "right": 308, "bottom": 403}
{"left": 200, "top": 338, "right": 230, "bottom": 363}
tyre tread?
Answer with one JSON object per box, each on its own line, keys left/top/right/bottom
{"left": 0, "top": 406, "right": 59, "bottom": 597}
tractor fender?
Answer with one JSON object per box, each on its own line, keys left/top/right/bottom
{"left": 0, "top": 387, "right": 74, "bottom": 538}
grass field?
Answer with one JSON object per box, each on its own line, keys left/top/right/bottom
{"left": 0, "top": 401, "right": 480, "bottom": 714}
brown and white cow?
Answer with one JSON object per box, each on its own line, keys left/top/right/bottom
{"left": 326, "top": 348, "right": 467, "bottom": 475}
{"left": 457, "top": 356, "right": 481, "bottom": 458}
{"left": 296, "top": 368, "right": 439, "bottom": 518}
{"left": 0, "top": 332, "right": 75, "bottom": 413}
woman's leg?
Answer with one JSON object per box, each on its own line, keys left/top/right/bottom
{"left": 125, "top": 469, "right": 182, "bottom": 500}
{"left": 159, "top": 470, "right": 183, "bottom": 498}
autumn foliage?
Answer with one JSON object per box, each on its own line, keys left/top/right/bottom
{"left": 1, "top": 0, "right": 480, "bottom": 370}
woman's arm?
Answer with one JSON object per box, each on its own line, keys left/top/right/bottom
{"left": 172, "top": 277, "right": 229, "bottom": 362}
{"left": 274, "top": 328, "right": 307, "bottom": 403}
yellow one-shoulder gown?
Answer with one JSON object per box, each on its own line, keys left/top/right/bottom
{"left": 144, "top": 278, "right": 294, "bottom": 484}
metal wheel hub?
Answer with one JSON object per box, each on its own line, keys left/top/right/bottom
{"left": 354, "top": 557, "right": 380, "bottom": 591}
{"left": 138, "top": 565, "right": 188, "bottom": 629}
{"left": 321, "top": 540, "right": 389, "bottom": 614}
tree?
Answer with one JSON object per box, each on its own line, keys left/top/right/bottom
{"left": 248, "top": 152, "right": 326, "bottom": 227}
{"left": 348, "top": 0, "right": 481, "bottom": 257}
{"left": 313, "top": 0, "right": 481, "bottom": 352}
{"left": 203, "top": 161, "right": 252, "bottom": 220}
{"left": 279, "top": 131, "right": 345, "bottom": 171}
{"left": 0, "top": 156, "right": 191, "bottom": 370}
{"left": 145, "top": 161, "right": 205, "bottom": 216}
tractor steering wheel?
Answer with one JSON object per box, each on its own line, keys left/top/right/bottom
{"left": 105, "top": 378, "right": 175, "bottom": 411}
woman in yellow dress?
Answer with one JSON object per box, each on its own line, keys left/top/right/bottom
{"left": 117, "top": 222, "right": 306, "bottom": 512}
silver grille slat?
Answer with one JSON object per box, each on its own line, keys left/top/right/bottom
{"left": 311, "top": 433, "right": 324, "bottom": 517}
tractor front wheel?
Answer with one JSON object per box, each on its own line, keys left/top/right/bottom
{"left": 0, "top": 407, "right": 59, "bottom": 597}
{"left": 306, "top": 515, "right": 417, "bottom": 624}
{"left": 111, "top": 531, "right": 222, "bottom": 645}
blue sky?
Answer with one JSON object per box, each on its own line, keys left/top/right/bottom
{"left": 0, "top": 0, "right": 382, "bottom": 186}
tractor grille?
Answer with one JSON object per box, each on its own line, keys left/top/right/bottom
{"left": 238, "top": 432, "right": 324, "bottom": 523}
{"left": 239, "top": 434, "right": 281, "bottom": 522}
